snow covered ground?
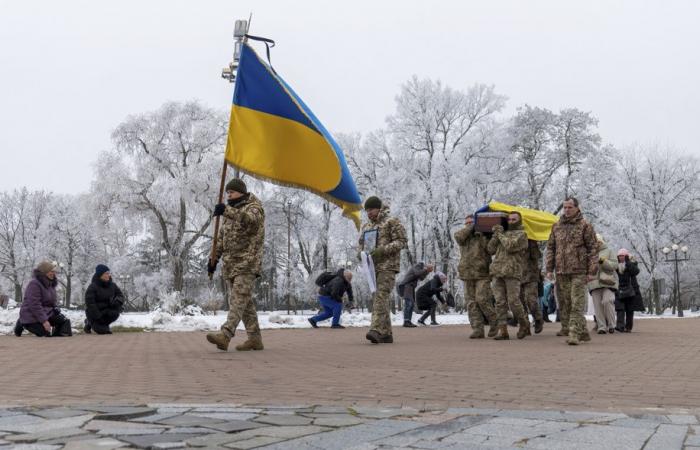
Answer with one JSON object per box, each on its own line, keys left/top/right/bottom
{"left": 1, "top": 306, "right": 698, "bottom": 335}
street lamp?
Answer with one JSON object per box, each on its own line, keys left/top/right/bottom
{"left": 662, "top": 244, "right": 690, "bottom": 317}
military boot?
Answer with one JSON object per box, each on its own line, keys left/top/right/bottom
{"left": 366, "top": 330, "right": 381, "bottom": 344}
{"left": 493, "top": 324, "right": 509, "bottom": 340}
{"left": 235, "top": 337, "right": 264, "bottom": 351}
{"left": 567, "top": 334, "right": 580, "bottom": 345}
{"left": 206, "top": 332, "right": 231, "bottom": 351}
{"left": 534, "top": 319, "right": 543, "bottom": 334}
{"left": 378, "top": 334, "right": 394, "bottom": 343}
{"left": 469, "top": 329, "right": 485, "bottom": 339}
{"left": 487, "top": 325, "right": 498, "bottom": 338}
{"left": 516, "top": 318, "right": 531, "bottom": 339}
{"left": 556, "top": 327, "right": 569, "bottom": 336}
{"left": 579, "top": 330, "right": 591, "bottom": 342}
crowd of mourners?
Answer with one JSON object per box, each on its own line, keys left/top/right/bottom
{"left": 9, "top": 178, "right": 644, "bottom": 350}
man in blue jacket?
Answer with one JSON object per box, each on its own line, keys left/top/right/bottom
{"left": 308, "top": 269, "right": 354, "bottom": 329}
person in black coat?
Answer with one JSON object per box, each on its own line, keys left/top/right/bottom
{"left": 84, "top": 264, "right": 125, "bottom": 334}
{"left": 614, "top": 249, "right": 643, "bottom": 332}
{"left": 396, "top": 262, "right": 434, "bottom": 327}
{"left": 416, "top": 272, "right": 448, "bottom": 325}
{"left": 308, "top": 269, "right": 354, "bottom": 329}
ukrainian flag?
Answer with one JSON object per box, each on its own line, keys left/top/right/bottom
{"left": 225, "top": 43, "right": 362, "bottom": 228}
{"left": 477, "top": 201, "right": 559, "bottom": 241}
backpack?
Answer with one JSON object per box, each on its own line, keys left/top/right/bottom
{"left": 315, "top": 271, "right": 336, "bottom": 287}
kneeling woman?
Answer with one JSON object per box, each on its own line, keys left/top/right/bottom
{"left": 416, "top": 272, "right": 448, "bottom": 326}
{"left": 84, "top": 264, "right": 125, "bottom": 334}
{"left": 15, "top": 261, "right": 72, "bottom": 337}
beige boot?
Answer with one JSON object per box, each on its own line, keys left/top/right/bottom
{"left": 235, "top": 336, "right": 264, "bottom": 351}
{"left": 556, "top": 327, "right": 569, "bottom": 336}
{"left": 206, "top": 332, "right": 231, "bottom": 351}
{"left": 516, "top": 318, "right": 531, "bottom": 340}
{"left": 493, "top": 324, "right": 509, "bottom": 340}
{"left": 487, "top": 325, "right": 498, "bottom": 338}
{"left": 567, "top": 334, "right": 580, "bottom": 345}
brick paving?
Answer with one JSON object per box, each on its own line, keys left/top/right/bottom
{"left": 3, "top": 318, "right": 700, "bottom": 413}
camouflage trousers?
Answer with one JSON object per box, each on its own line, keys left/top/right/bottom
{"left": 370, "top": 271, "right": 396, "bottom": 336}
{"left": 464, "top": 279, "right": 497, "bottom": 331}
{"left": 555, "top": 274, "right": 587, "bottom": 336}
{"left": 520, "top": 281, "right": 543, "bottom": 321}
{"left": 492, "top": 277, "right": 526, "bottom": 326}
{"left": 221, "top": 274, "right": 261, "bottom": 340}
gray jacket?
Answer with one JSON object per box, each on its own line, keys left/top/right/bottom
{"left": 397, "top": 263, "right": 430, "bottom": 301}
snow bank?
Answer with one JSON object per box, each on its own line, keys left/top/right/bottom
{"left": 1, "top": 306, "right": 698, "bottom": 335}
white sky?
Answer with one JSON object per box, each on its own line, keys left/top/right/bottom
{"left": 1, "top": 0, "right": 699, "bottom": 194}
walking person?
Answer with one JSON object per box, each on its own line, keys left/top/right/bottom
{"left": 545, "top": 197, "right": 598, "bottom": 345}
{"left": 15, "top": 260, "right": 72, "bottom": 337}
{"left": 416, "top": 272, "right": 448, "bottom": 325}
{"left": 488, "top": 212, "right": 530, "bottom": 340}
{"left": 521, "top": 239, "right": 545, "bottom": 334}
{"left": 359, "top": 196, "right": 407, "bottom": 344}
{"left": 396, "top": 262, "right": 434, "bottom": 327}
{"left": 454, "top": 214, "right": 498, "bottom": 339}
{"left": 615, "top": 249, "right": 643, "bottom": 332}
{"left": 308, "top": 269, "right": 354, "bottom": 329}
{"left": 206, "top": 178, "right": 266, "bottom": 352}
{"left": 84, "top": 264, "right": 125, "bottom": 335}
{"left": 588, "top": 235, "right": 619, "bottom": 334}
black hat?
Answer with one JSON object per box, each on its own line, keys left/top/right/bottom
{"left": 95, "top": 264, "right": 110, "bottom": 277}
{"left": 364, "top": 196, "right": 382, "bottom": 210}
{"left": 225, "top": 178, "right": 247, "bottom": 194}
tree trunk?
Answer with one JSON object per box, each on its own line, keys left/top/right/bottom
{"left": 173, "top": 257, "right": 184, "bottom": 292}
{"left": 14, "top": 282, "right": 22, "bottom": 303}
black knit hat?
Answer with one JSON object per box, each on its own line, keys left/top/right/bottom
{"left": 95, "top": 264, "right": 110, "bottom": 277}
{"left": 364, "top": 196, "right": 382, "bottom": 210}
{"left": 225, "top": 178, "right": 247, "bottom": 194}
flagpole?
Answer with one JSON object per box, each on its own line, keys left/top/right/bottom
{"left": 209, "top": 18, "right": 249, "bottom": 280}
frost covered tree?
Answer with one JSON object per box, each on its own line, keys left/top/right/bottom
{"left": 0, "top": 188, "right": 51, "bottom": 302}
{"left": 96, "top": 101, "right": 227, "bottom": 292}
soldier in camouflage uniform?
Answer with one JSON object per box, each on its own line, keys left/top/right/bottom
{"left": 206, "top": 178, "right": 266, "bottom": 352}
{"left": 359, "top": 196, "right": 407, "bottom": 344}
{"left": 487, "top": 212, "right": 530, "bottom": 340}
{"left": 545, "top": 197, "right": 598, "bottom": 345}
{"left": 521, "top": 240, "right": 544, "bottom": 334}
{"left": 454, "top": 214, "right": 498, "bottom": 339}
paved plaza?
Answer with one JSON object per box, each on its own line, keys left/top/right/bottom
{"left": 1, "top": 318, "right": 699, "bottom": 448}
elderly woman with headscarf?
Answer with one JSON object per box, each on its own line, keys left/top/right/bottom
{"left": 416, "top": 272, "right": 448, "bottom": 326}
{"left": 14, "top": 260, "right": 72, "bottom": 337}
{"left": 615, "top": 249, "right": 643, "bottom": 332}
{"left": 587, "top": 234, "right": 619, "bottom": 334}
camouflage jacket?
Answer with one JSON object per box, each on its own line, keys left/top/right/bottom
{"left": 487, "top": 224, "right": 528, "bottom": 280}
{"left": 454, "top": 224, "right": 491, "bottom": 280}
{"left": 521, "top": 240, "right": 542, "bottom": 284}
{"left": 359, "top": 206, "right": 407, "bottom": 273}
{"left": 215, "top": 194, "right": 265, "bottom": 280}
{"left": 545, "top": 211, "right": 598, "bottom": 276}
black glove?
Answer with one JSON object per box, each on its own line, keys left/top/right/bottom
{"left": 207, "top": 259, "right": 218, "bottom": 275}
{"left": 213, "top": 203, "right": 226, "bottom": 217}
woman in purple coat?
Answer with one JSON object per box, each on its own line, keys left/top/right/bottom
{"left": 14, "top": 260, "right": 72, "bottom": 337}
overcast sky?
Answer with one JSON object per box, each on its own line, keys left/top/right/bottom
{"left": 1, "top": 0, "right": 699, "bottom": 194}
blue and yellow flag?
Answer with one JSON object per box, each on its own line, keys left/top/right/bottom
{"left": 225, "top": 43, "right": 362, "bottom": 228}
{"left": 478, "top": 201, "right": 559, "bottom": 241}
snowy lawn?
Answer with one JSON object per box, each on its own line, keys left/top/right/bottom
{"left": 1, "top": 306, "right": 698, "bottom": 335}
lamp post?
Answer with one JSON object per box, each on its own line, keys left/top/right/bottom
{"left": 662, "top": 244, "right": 690, "bottom": 317}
